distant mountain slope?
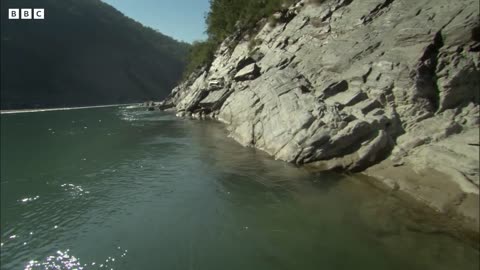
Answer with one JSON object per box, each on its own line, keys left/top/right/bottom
{"left": 1, "top": 0, "right": 190, "bottom": 109}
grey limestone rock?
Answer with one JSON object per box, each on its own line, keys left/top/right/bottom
{"left": 162, "top": 0, "right": 479, "bottom": 235}
{"left": 234, "top": 63, "right": 261, "bottom": 81}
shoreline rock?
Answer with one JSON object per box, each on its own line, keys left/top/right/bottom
{"left": 161, "top": 0, "right": 479, "bottom": 241}
{"left": 363, "top": 160, "right": 480, "bottom": 248}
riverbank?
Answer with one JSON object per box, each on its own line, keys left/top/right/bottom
{"left": 364, "top": 160, "right": 479, "bottom": 249}
{"left": 159, "top": 0, "right": 479, "bottom": 246}
{"left": 157, "top": 108, "right": 480, "bottom": 248}
{"left": 363, "top": 127, "right": 480, "bottom": 247}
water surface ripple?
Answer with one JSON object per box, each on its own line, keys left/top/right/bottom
{"left": 1, "top": 106, "right": 478, "bottom": 270}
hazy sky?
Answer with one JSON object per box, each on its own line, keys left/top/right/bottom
{"left": 102, "top": 0, "right": 210, "bottom": 43}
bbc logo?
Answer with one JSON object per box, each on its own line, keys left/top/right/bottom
{"left": 8, "top": 8, "right": 45, "bottom": 20}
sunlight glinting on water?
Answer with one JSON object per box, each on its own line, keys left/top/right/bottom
{"left": 0, "top": 106, "right": 477, "bottom": 270}
{"left": 23, "top": 248, "right": 128, "bottom": 270}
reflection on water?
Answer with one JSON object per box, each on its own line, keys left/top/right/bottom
{"left": 18, "top": 196, "right": 40, "bottom": 204}
{"left": 0, "top": 106, "right": 478, "bottom": 270}
{"left": 61, "top": 184, "right": 90, "bottom": 197}
{"left": 24, "top": 247, "right": 128, "bottom": 270}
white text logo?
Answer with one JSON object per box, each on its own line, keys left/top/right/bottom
{"left": 8, "top": 9, "right": 45, "bottom": 20}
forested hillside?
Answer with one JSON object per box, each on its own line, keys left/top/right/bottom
{"left": 1, "top": 0, "right": 190, "bottom": 109}
{"left": 185, "top": 0, "right": 296, "bottom": 76}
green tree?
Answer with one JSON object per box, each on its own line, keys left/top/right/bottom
{"left": 184, "top": 0, "right": 297, "bottom": 78}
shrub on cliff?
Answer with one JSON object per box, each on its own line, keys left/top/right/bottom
{"left": 184, "top": 0, "right": 297, "bottom": 78}
{"left": 184, "top": 40, "right": 216, "bottom": 78}
{"left": 206, "top": 0, "right": 297, "bottom": 42}
{"left": 248, "top": 38, "right": 263, "bottom": 51}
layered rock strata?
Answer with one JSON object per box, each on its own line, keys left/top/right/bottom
{"left": 161, "top": 0, "right": 480, "bottom": 240}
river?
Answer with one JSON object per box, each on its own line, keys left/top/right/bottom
{"left": 0, "top": 106, "right": 478, "bottom": 270}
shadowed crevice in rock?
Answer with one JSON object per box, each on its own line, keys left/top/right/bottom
{"left": 414, "top": 31, "right": 444, "bottom": 112}
{"left": 361, "top": 0, "right": 395, "bottom": 24}
{"left": 321, "top": 80, "right": 349, "bottom": 99}
{"left": 469, "top": 25, "right": 480, "bottom": 53}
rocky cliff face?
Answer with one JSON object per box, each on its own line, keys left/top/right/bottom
{"left": 162, "top": 0, "right": 479, "bottom": 239}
